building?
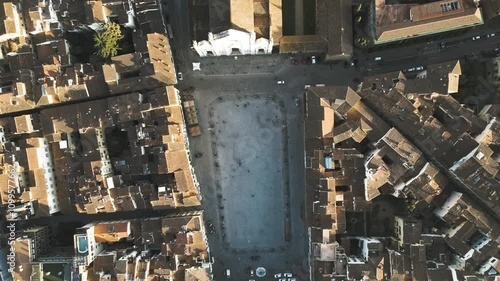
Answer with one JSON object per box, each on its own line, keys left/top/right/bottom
{"left": 364, "top": 128, "right": 426, "bottom": 200}
{"left": 0, "top": 1, "right": 26, "bottom": 42}
{"left": 369, "top": 0, "right": 483, "bottom": 44}
{"left": 481, "top": 0, "right": 500, "bottom": 20}
{"left": 316, "top": 0, "right": 353, "bottom": 60}
{"left": 0, "top": 0, "right": 200, "bottom": 217}
{"left": 11, "top": 226, "right": 51, "bottom": 281}
{"left": 304, "top": 85, "right": 455, "bottom": 281}
{"left": 33, "top": 87, "right": 201, "bottom": 215}
{"left": 73, "top": 214, "right": 211, "bottom": 281}
{"left": 357, "top": 60, "right": 500, "bottom": 219}
{"left": 394, "top": 216, "right": 422, "bottom": 250}
{"left": 0, "top": 0, "right": 177, "bottom": 115}
{"left": 83, "top": 0, "right": 134, "bottom": 25}
{"left": 0, "top": 130, "right": 60, "bottom": 219}
{"left": 279, "top": 0, "right": 353, "bottom": 60}
{"left": 9, "top": 214, "right": 211, "bottom": 281}
{"left": 192, "top": 0, "right": 282, "bottom": 56}
{"left": 102, "top": 33, "right": 177, "bottom": 95}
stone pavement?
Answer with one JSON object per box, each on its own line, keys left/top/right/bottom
{"left": 191, "top": 54, "right": 289, "bottom": 76}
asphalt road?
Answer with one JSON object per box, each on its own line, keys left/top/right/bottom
{"left": 360, "top": 31, "right": 500, "bottom": 74}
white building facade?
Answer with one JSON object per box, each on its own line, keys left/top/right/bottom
{"left": 193, "top": 29, "right": 273, "bottom": 57}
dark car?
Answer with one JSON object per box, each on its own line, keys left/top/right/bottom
{"left": 251, "top": 255, "right": 260, "bottom": 260}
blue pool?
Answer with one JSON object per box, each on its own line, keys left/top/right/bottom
{"left": 77, "top": 236, "right": 88, "bottom": 254}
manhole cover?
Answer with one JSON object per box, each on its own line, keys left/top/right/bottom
{"left": 256, "top": 267, "right": 266, "bottom": 277}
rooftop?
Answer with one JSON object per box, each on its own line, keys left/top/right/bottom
{"left": 373, "top": 0, "right": 483, "bottom": 43}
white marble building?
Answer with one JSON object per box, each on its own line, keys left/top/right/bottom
{"left": 193, "top": 29, "right": 273, "bottom": 56}
{"left": 192, "top": 0, "right": 282, "bottom": 57}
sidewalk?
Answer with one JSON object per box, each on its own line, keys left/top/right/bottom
{"left": 190, "top": 54, "right": 289, "bottom": 76}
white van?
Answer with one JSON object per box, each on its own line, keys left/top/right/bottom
{"left": 226, "top": 269, "right": 231, "bottom": 278}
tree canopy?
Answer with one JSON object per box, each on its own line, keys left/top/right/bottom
{"left": 93, "top": 22, "right": 124, "bottom": 59}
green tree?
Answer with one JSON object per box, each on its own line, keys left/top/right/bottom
{"left": 93, "top": 22, "right": 124, "bottom": 59}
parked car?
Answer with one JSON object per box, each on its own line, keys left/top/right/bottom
{"left": 177, "top": 72, "right": 183, "bottom": 81}
{"left": 274, "top": 273, "right": 282, "bottom": 278}
{"left": 472, "top": 35, "right": 481, "bottom": 40}
{"left": 251, "top": 255, "right": 260, "bottom": 260}
{"left": 487, "top": 33, "right": 496, "bottom": 38}
{"left": 311, "top": 55, "right": 317, "bottom": 64}
{"left": 415, "top": 66, "right": 424, "bottom": 71}
{"left": 277, "top": 80, "right": 285, "bottom": 85}
{"left": 292, "top": 59, "right": 299, "bottom": 65}
{"left": 295, "top": 98, "right": 300, "bottom": 107}
{"left": 284, "top": 273, "right": 293, "bottom": 277}
{"left": 374, "top": 56, "right": 382, "bottom": 61}
{"left": 226, "top": 269, "right": 231, "bottom": 278}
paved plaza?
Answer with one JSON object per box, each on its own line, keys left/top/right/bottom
{"left": 187, "top": 75, "right": 308, "bottom": 280}
{"left": 209, "top": 95, "right": 290, "bottom": 252}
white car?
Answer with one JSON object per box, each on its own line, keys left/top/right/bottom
{"left": 487, "top": 33, "right": 496, "bottom": 38}
{"left": 415, "top": 66, "right": 424, "bottom": 71}
{"left": 284, "top": 273, "right": 293, "bottom": 277}
{"left": 406, "top": 67, "right": 416, "bottom": 72}
{"left": 311, "top": 55, "right": 317, "bottom": 64}
{"left": 279, "top": 279, "right": 287, "bottom": 281}
{"left": 472, "top": 35, "right": 481, "bottom": 40}
{"left": 277, "top": 80, "right": 285, "bottom": 85}
{"left": 289, "top": 279, "right": 296, "bottom": 281}
{"left": 177, "top": 72, "right": 183, "bottom": 81}
{"left": 304, "top": 84, "right": 311, "bottom": 89}
{"left": 274, "top": 273, "right": 282, "bottom": 278}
